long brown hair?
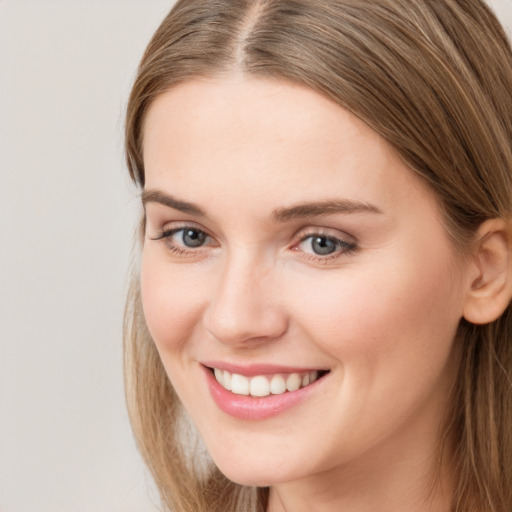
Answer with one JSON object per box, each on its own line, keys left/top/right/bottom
{"left": 124, "top": 1, "right": 512, "bottom": 510}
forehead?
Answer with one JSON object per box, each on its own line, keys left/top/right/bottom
{"left": 142, "top": 76, "right": 435, "bottom": 220}
{"left": 143, "top": 76, "right": 386, "bottom": 166}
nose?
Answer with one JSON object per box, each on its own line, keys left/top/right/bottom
{"left": 202, "top": 253, "right": 288, "bottom": 347}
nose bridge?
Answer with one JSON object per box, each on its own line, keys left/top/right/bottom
{"left": 203, "top": 247, "right": 287, "bottom": 346}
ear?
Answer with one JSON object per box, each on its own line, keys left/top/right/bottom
{"left": 463, "top": 218, "right": 512, "bottom": 325}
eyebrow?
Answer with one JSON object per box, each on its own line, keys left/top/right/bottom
{"left": 142, "top": 189, "right": 207, "bottom": 217}
{"left": 272, "top": 199, "right": 382, "bottom": 222}
{"left": 142, "top": 188, "right": 382, "bottom": 221}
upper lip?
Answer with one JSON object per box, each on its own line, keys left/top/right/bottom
{"left": 201, "top": 361, "right": 330, "bottom": 377}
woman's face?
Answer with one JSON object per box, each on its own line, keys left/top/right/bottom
{"left": 141, "top": 77, "right": 469, "bottom": 487}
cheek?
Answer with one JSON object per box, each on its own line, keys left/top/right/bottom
{"left": 140, "top": 249, "right": 207, "bottom": 353}
{"left": 282, "top": 251, "right": 464, "bottom": 453}
{"left": 291, "top": 249, "right": 463, "bottom": 373}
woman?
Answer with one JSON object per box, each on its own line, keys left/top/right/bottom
{"left": 124, "top": 1, "right": 512, "bottom": 511}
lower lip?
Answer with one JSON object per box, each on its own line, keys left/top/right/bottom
{"left": 203, "top": 366, "right": 325, "bottom": 421}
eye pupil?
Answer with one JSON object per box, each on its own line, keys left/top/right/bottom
{"left": 182, "top": 229, "right": 206, "bottom": 247}
{"left": 312, "top": 236, "right": 336, "bottom": 255}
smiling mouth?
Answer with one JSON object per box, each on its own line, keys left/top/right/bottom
{"left": 209, "top": 367, "right": 329, "bottom": 398}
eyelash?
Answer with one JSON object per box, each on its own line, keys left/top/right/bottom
{"left": 150, "top": 225, "right": 358, "bottom": 261}
{"left": 294, "top": 230, "right": 358, "bottom": 261}
{"left": 150, "top": 225, "right": 216, "bottom": 256}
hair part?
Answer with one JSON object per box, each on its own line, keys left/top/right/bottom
{"left": 124, "top": 1, "right": 512, "bottom": 510}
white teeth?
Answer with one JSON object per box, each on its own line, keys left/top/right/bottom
{"left": 213, "top": 368, "right": 323, "bottom": 397}
{"left": 250, "top": 376, "right": 270, "bottom": 397}
{"left": 270, "top": 374, "right": 286, "bottom": 394}
{"left": 222, "top": 370, "right": 232, "bottom": 391}
{"left": 230, "top": 373, "right": 250, "bottom": 395}
{"left": 286, "top": 373, "right": 301, "bottom": 392}
{"left": 214, "top": 368, "right": 232, "bottom": 390}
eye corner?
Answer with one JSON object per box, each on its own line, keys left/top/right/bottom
{"left": 147, "top": 223, "right": 219, "bottom": 260}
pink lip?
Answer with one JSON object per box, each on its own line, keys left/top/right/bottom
{"left": 201, "top": 365, "right": 327, "bottom": 421}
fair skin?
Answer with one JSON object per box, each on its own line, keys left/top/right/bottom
{"left": 140, "top": 76, "right": 478, "bottom": 512}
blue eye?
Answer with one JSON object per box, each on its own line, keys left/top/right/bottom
{"left": 309, "top": 236, "right": 338, "bottom": 255}
{"left": 298, "top": 234, "right": 356, "bottom": 257}
{"left": 152, "top": 226, "right": 211, "bottom": 251}
{"left": 179, "top": 228, "right": 207, "bottom": 247}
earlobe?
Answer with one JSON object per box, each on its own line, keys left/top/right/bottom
{"left": 463, "top": 218, "right": 512, "bottom": 325}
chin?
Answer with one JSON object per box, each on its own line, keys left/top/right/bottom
{"left": 216, "top": 465, "right": 281, "bottom": 488}
{"left": 208, "top": 448, "right": 305, "bottom": 487}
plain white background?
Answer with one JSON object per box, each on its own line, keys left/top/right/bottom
{"left": 0, "top": 2, "right": 173, "bottom": 511}
{"left": 0, "top": 1, "right": 511, "bottom": 511}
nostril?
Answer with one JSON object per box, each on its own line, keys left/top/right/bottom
{"left": 202, "top": 271, "right": 289, "bottom": 346}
